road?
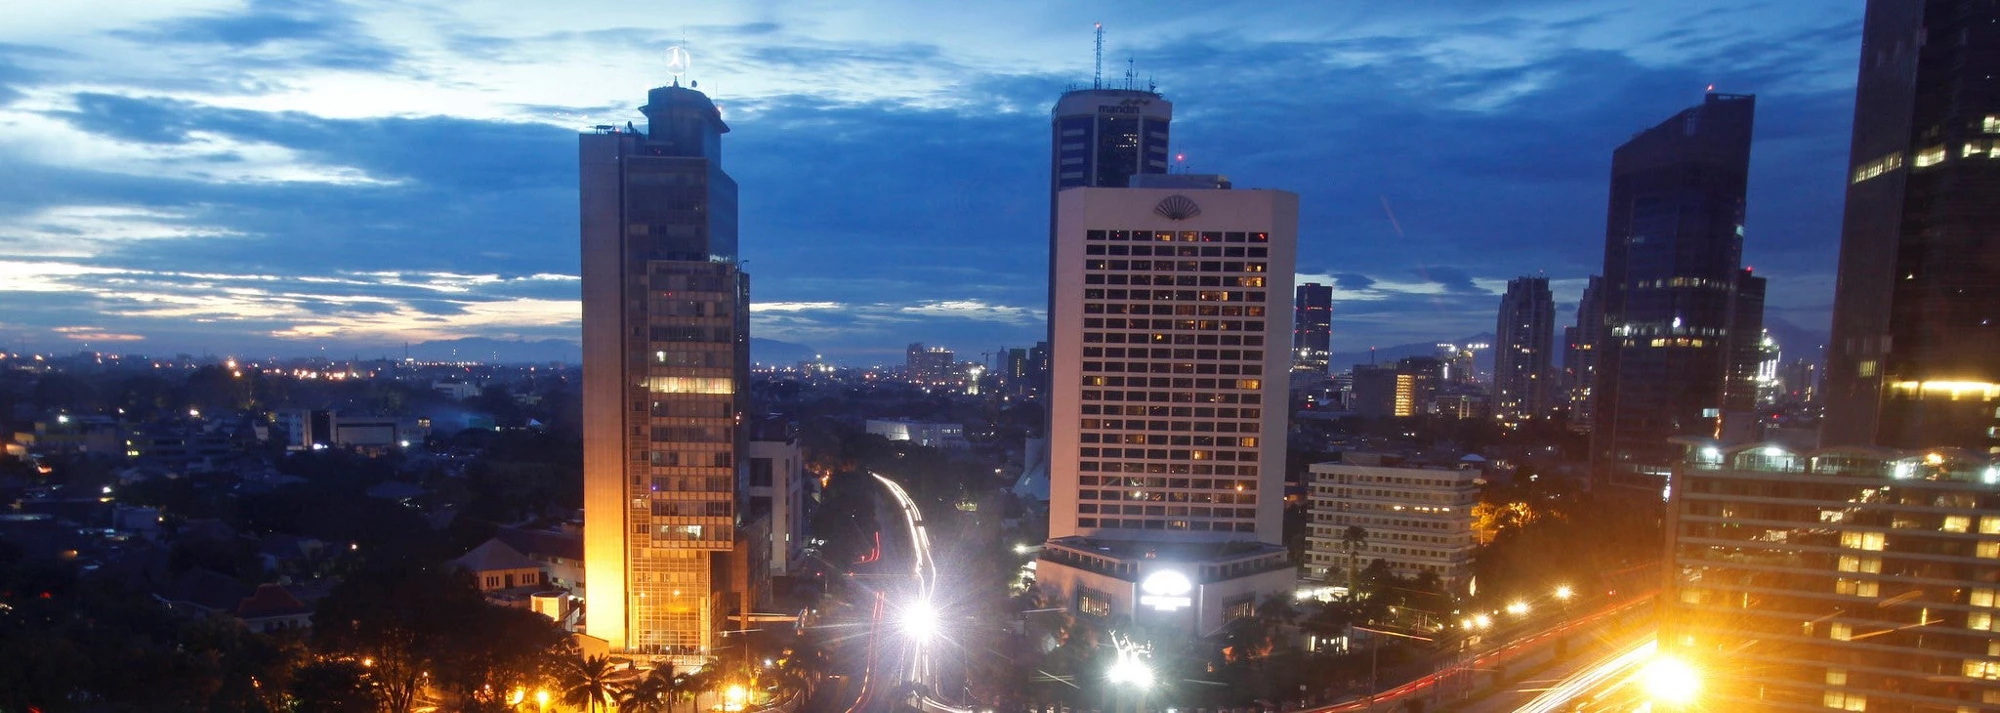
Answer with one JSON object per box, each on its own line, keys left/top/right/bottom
{"left": 1298, "top": 592, "right": 1656, "bottom": 713}
{"left": 1505, "top": 637, "right": 1658, "bottom": 713}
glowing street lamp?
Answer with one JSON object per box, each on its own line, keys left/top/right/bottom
{"left": 723, "top": 684, "right": 749, "bottom": 711}
{"left": 534, "top": 689, "right": 550, "bottom": 711}
{"left": 900, "top": 598, "right": 939, "bottom": 642}
{"left": 1506, "top": 601, "right": 1530, "bottom": 616}
{"left": 1554, "top": 585, "right": 1574, "bottom": 601}
{"left": 1106, "top": 650, "right": 1154, "bottom": 690}
{"left": 1641, "top": 655, "right": 1700, "bottom": 706}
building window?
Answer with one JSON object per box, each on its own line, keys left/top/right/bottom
{"left": 1945, "top": 515, "right": 1972, "bottom": 533}
{"left": 1822, "top": 691, "right": 1866, "bottom": 711}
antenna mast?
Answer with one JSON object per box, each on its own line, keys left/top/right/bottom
{"left": 1093, "top": 23, "right": 1104, "bottom": 89}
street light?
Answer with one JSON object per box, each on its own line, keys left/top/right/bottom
{"left": 1106, "top": 653, "right": 1154, "bottom": 689}
{"left": 1507, "top": 601, "right": 1530, "bottom": 616}
{"left": 900, "top": 598, "right": 939, "bottom": 642}
{"left": 534, "top": 689, "right": 550, "bottom": 711}
{"left": 724, "top": 684, "right": 749, "bottom": 711}
{"left": 1641, "top": 655, "right": 1700, "bottom": 706}
{"left": 1554, "top": 585, "right": 1573, "bottom": 601}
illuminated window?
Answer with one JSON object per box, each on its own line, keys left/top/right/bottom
{"left": 1830, "top": 622, "right": 1851, "bottom": 641}
{"left": 1837, "top": 555, "right": 1880, "bottom": 574}
{"left": 1825, "top": 669, "right": 1847, "bottom": 686}
{"left": 646, "top": 377, "right": 734, "bottom": 394}
{"left": 1835, "top": 579, "right": 1878, "bottom": 597}
{"left": 1850, "top": 151, "right": 1904, "bottom": 183}
{"left": 1946, "top": 515, "right": 1973, "bottom": 533}
{"left": 1980, "top": 517, "right": 2000, "bottom": 534}
{"left": 1973, "top": 612, "right": 1995, "bottom": 631}
{"left": 1981, "top": 541, "right": 2000, "bottom": 559}
{"left": 1859, "top": 360, "right": 1878, "bottom": 377}
{"left": 1973, "top": 588, "right": 1996, "bottom": 608}
{"left": 1841, "top": 531, "right": 1885, "bottom": 551}
{"left": 1822, "top": 691, "right": 1866, "bottom": 711}
{"left": 1914, "top": 144, "right": 1947, "bottom": 168}
{"left": 1986, "top": 116, "right": 2000, "bottom": 134}
{"left": 1965, "top": 660, "right": 2000, "bottom": 680}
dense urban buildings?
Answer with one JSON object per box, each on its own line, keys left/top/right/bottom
{"left": 579, "top": 77, "right": 749, "bottom": 664}
{"left": 1823, "top": 0, "right": 2000, "bottom": 453}
{"left": 1304, "top": 454, "right": 1481, "bottom": 593}
{"left": 1493, "top": 276, "right": 1555, "bottom": 421}
{"left": 1591, "top": 93, "right": 1766, "bottom": 484}
{"left": 1566, "top": 275, "right": 1605, "bottom": 431}
{"left": 1035, "top": 180, "right": 1298, "bottom": 636}
{"left": 1293, "top": 282, "right": 1333, "bottom": 377}
{"left": 1662, "top": 440, "right": 2000, "bottom": 711}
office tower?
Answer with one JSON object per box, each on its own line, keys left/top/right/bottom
{"left": 1779, "top": 358, "right": 1819, "bottom": 406}
{"left": 1438, "top": 343, "right": 1478, "bottom": 386}
{"left": 1824, "top": 1, "right": 2000, "bottom": 452}
{"left": 1305, "top": 454, "right": 1480, "bottom": 593}
{"left": 1493, "top": 276, "right": 1555, "bottom": 420}
{"left": 1663, "top": 441, "right": 2000, "bottom": 710}
{"left": 1350, "top": 363, "right": 1401, "bottom": 418}
{"left": 1029, "top": 341, "right": 1052, "bottom": 398}
{"left": 1566, "top": 276, "right": 1605, "bottom": 431}
{"left": 1048, "top": 83, "right": 1173, "bottom": 339}
{"left": 580, "top": 77, "right": 749, "bottom": 662}
{"left": 1591, "top": 93, "right": 1762, "bottom": 482}
{"left": 905, "top": 343, "right": 955, "bottom": 387}
{"left": 1720, "top": 269, "right": 1769, "bottom": 443}
{"left": 1005, "top": 347, "right": 1031, "bottom": 395}
{"left": 1034, "top": 183, "right": 1297, "bottom": 636}
{"left": 1292, "top": 282, "right": 1333, "bottom": 376}
{"left": 1754, "top": 330, "right": 1783, "bottom": 407}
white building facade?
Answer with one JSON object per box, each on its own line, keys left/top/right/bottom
{"left": 1035, "top": 184, "right": 1299, "bottom": 637}
{"left": 1305, "top": 454, "right": 1481, "bottom": 593}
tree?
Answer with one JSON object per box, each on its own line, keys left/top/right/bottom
{"left": 1342, "top": 525, "right": 1368, "bottom": 595}
{"left": 560, "top": 654, "right": 622, "bottom": 713}
{"left": 616, "top": 668, "right": 672, "bottom": 713}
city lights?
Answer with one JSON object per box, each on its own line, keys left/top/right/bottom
{"left": 900, "top": 598, "right": 939, "bottom": 642}
{"left": 1555, "top": 585, "right": 1574, "bottom": 601}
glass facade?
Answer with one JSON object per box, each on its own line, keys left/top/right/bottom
{"left": 1665, "top": 442, "right": 2000, "bottom": 711}
{"left": 581, "top": 82, "right": 748, "bottom": 663}
{"left": 1494, "top": 276, "right": 1555, "bottom": 419}
{"left": 1592, "top": 93, "right": 1766, "bottom": 476}
{"left": 1825, "top": 1, "right": 2000, "bottom": 452}
{"left": 1292, "top": 282, "right": 1332, "bottom": 376}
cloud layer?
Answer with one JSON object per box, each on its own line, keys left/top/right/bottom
{"left": 0, "top": 1, "right": 1860, "bottom": 363}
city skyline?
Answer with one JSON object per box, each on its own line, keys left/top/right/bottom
{"left": 0, "top": 2, "right": 1862, "bottom": 361}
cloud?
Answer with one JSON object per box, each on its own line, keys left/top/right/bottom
{"left": 53, "top": 325, "right": 145, "bottom": 342}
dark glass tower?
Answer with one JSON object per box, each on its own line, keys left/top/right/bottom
{"left": 580, "top": 80, "right": 749, "bottom": 663}
{"left": 1293, "top": 282, "right": 1333, "bottom": 376}
{"left": 1047, "top": 88, "right": 1173, "bottom": 341}
{"left": 1591, "top": 94, "right": 1762, "bottom": 477}
{"left": 1824, "top": 0, "right": 2000, "bottom": 452}
{"left": 1566, "top": 275, "right": 1605, "bottom": 431}
{"left": 1494, "top": 276, "right": 1555, "bottom": 419}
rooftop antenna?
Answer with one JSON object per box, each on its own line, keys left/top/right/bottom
{"left": 1125, "top": 56, "right": 1135, "bottom": 90}
{"left": 1093, "top": 23, "right": 1104, "bottom": 89}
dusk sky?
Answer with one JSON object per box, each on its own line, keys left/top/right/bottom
{"left": 0, "top": 1, "right": 1862, "bottom": 364}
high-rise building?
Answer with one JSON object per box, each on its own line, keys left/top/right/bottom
{"left": 1033, "top": 183, "right": 1297, "bottom": 636}
{"left": 905, "top": 343, "right": 956, "bottom": 387}
{"left": 1663, "top": 440, "right": 2000, "bottom": 710}
{"left": 580, "top": 77, "right": 749, "bottom": 663}
{"left": 1824, "top": 1, "right": 2000, "bottom": 452}
{"left": 1721, "top": 268, "right": 1770, "bottom": 443}
{"left": 1591, "top": 93, "right": 1764, "bottom": 482}
{"left": 1048, "top": 86, "right": 1173, "bottom": 341}
{"left": 1566, "top": 276, "right": 1605, "bottom": 431}
{"left": 1438, "top": 343, "right": 1479, "bottom": 386}
{"left": 1293, "top": 282, "right": 1333, "bottom": 377}
{"left": 1493, "top": 276, "right": 1555, "bottom": 420}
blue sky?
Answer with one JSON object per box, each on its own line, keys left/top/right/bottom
{"left": 0, "top": 1, "right": 1862, "bottom": 364}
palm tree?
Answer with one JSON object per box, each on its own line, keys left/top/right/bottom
{"left": 560, "top": 654, "right": 621, "bottom": 713}
{"left": 668, "top": 666, "right": 715, "bottom": 713}
{"left": 615, "top": 667, "right": 671, "bottom": 713}
{"left": 1342, "top": 525, "right": 1368, "bottom": 596}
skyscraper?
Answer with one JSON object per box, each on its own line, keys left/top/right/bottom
{"left": 1565, "top": 275, "right": 1604, "bottom": 431}
{"left": 1048, "top": 85, "right": 1173, "bottom": 340}
{"left": 1292, "top": 282, "right": 1332, "bottom": 377}
{"left": 1493, "top": 276, "right": 1555, "bottom": 420}
{"left": 580, "top": 76, "right": 748, "bottom": 663}
{"left": 1824, "top": 0, "right": 2000, "bottom": 452}
{"left": 1034, "top": 183, "right": 1297, "bottom": 636}
{"left": 1591, "top": 93, "right": 1763, "bottom": 481}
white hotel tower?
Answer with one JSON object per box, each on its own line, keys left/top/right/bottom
{"left": 1034, "top": 180, "right": 1299, "bottom": 636}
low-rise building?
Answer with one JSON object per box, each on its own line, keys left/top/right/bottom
{"left": 1304, "top": 453, "right": 1480, "bottom": 593}
{"left": 864, "top": 419, "right": 969, "bottom": 450}
{"left": 1034, "top": 537, "right": 1294, "bottom": 637}
{"left": 746, "top": 417, "right": 808, "bottom": 577}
